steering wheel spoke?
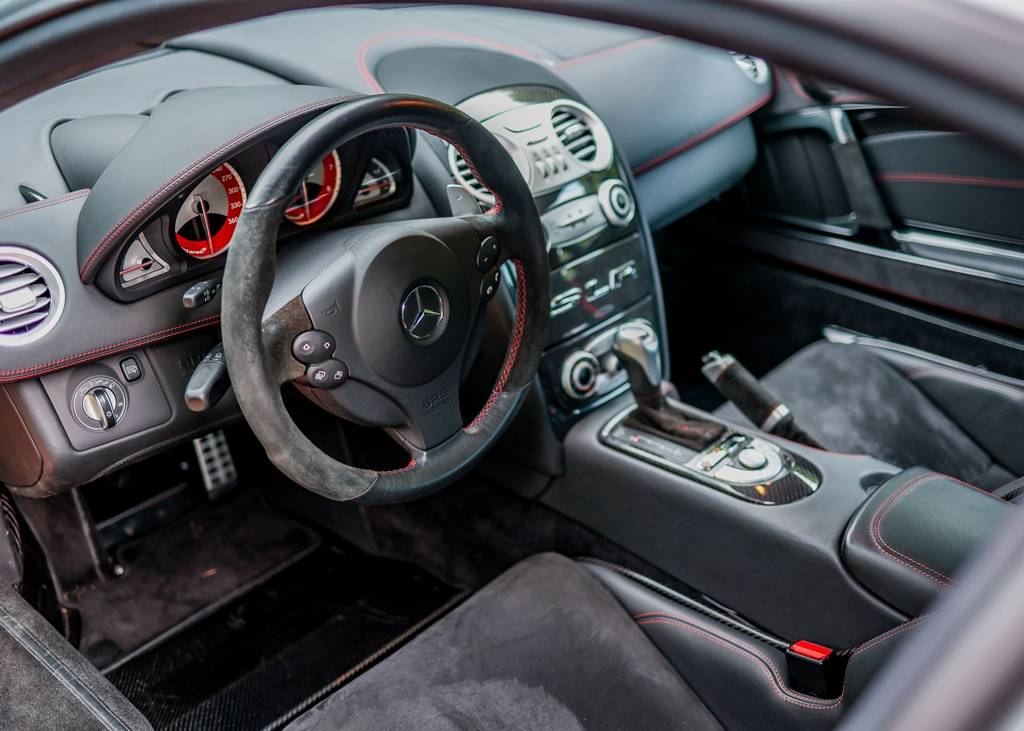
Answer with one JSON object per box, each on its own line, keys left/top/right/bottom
{"left": 261, "top": 297, "right": 312, "bottom": 385}
{"left": 388, "top": 367, "right": 465, "bottom": 451}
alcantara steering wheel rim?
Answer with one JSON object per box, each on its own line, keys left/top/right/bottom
{"left": 221, "top": 94, "right": 549, "bottom": 505}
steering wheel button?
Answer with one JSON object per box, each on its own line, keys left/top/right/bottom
{"left": 481, "top": 268, "right": 502, "bottom": 301}
{"left": 476, "top": 236, "right": 500, "bottom": 272}
{"left": 306, "top": 359, "right": 348, "bottom": 389}
{"left": 293, "top": 330, "right": 336, "bottom": 365}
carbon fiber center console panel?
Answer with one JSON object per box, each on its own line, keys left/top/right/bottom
{"left": 602, "top": 405, "right": 822, "bottom": 505}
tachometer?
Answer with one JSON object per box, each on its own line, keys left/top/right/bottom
{"left": 355, "top": 156, "right": 399, "bottom": 208}
{"left": 174, "top": 163, "right": 246, "bottom": 259}
{"left": 284, "top": 151, "right": 342, "bottom": 226}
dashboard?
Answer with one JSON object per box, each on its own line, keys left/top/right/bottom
{"left": 0, "top": 5, "right": 771, "bottom": 496}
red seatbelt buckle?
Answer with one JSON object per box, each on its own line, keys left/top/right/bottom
{"left": 786, "top": 640, "right": 845, "bottom": 698}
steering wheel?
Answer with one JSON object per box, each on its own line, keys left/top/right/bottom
{"left": 221, "top": 94, "right": 549, "bottom": 505}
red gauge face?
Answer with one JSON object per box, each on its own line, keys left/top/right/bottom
{"left": 174, "top": 163, "right": 246, "bottom": 259}
{"left": 284, "top": 151, "right": 342, "bottom": 226}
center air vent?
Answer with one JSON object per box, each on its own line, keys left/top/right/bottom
{"left": 0, "top": 246, "right": 64, "bottom": 346}
{"left": 448, "top": 146, "right": 496, "bottom": 206}
{"left": 552, "top": 107, "right": 597, "bottom": 164}
{"left": 549, "top": 101, "right": 613, "bottom": 172}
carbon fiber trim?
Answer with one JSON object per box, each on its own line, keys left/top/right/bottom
{"left": 578, "top": 557, "right": 791, "bottom": 651}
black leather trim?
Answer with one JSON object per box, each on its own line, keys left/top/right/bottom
{"left": 584, "top": 560, "right": 840, "bottom": 730}
{"left": 843, "top": 468, "right": 1013, "bottom": 616}
{"left": 583, "top": 557, "right": 926, "bottom": 730}
{"left": 578, "top": 557, "right": 789, "bottom": 650}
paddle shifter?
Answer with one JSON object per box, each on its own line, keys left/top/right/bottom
{"left": 613, "top": 323, "right": 725, "bottom": 450}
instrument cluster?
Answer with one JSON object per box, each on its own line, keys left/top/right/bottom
{"left": 111, "top": 129, "right": 410, "bottom": 300}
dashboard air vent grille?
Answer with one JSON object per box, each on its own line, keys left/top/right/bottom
{"left": 449, "top": 147, "right": 495, "bottom": 205}
{"left": 552, "top": 107, "right": 597, "bottom": 164}
{"left": 0, "top": 247, "right": 64, "bottom": 345}
{"left": 730, "top": 52, "right": 770, "bottom": 84}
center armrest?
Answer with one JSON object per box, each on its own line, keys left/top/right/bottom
{"left": 842, "top": 467, "right": 1013, "bottom": 616}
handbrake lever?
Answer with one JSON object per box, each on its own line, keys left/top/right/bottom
{"left": 701, "top": 351, "right": 822, "bottom": 448}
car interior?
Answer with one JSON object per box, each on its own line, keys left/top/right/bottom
{"left": 1, "top": 3, "right": 1023, "bottom": 729}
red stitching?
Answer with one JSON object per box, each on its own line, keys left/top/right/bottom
{"left": 849, "top": 615, "right": 928, "bottom": 657}
{"left": 869, "top": 474, "right": 954, "bottom": 586}
{"left": 0, "top": 315, "right": 220, "bottom": 382}
{"left": 635, "top": 614, "right": 841, "bottom": 710}
{"left": 466, "top": 259, "right": 526, "bottom": 431}
{"left": 633, "top": 91, "right": 773, "bottom": 175}
{"left": 79, "top": 94, "right": 363, "bottom": 282}
{"left": 0, "top": 190, "right": 90, "bottom": 221}
{"left": 636, "top": 610, "right": 926, "bottom": 711}
{"left": 378, "top": 458, "right": 417, "bottom": 475}
{"left": 877, "top": 173, "right": 1024, "bottom": 190}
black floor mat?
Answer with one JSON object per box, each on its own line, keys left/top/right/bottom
{"left": 107, "top": 544, "right": 461, "bottom": 731}
{"left": 76, "top": 493, "right": 320, "bottom": 670}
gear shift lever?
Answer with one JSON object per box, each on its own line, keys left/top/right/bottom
{"left": 612, "top": 322, "right": 663, "bottom": 405}
{"left": 613, "top": 325, "right": 725, "bottom": 450}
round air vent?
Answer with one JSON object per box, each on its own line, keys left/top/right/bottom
{"left": 448, "top": 146, "right": 496, "bottom": 206}
{"left": 0, "top": 246, "right": 64, "bottom": 346}
{"left": 550, "top": 101, "right": 613, "bottom": 172}
{"left": 730, "top": 52, "right": 770, "bottom": 84}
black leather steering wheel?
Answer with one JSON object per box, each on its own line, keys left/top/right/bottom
{"left": 221, "top": 94, "right": 549, "bottom": 504}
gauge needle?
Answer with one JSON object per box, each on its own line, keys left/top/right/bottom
{"left": 118, "top": 258, "right": 153, "bottom": 276}
{"left": 194, "top": 193, "right": 214, "bottom": 252}
{"left": 301, "top": 180, "right": 311, "bottom": 220}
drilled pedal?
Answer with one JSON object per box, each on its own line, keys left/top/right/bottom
{"left": 193, "top": 431, "right": 238, "bottom": 500}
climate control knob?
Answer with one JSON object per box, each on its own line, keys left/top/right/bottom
{"left": 598, "top": 179, "right": 635, "bottom": 226}
{"left": 72, "top": 376, "right": 128, "bottom": 431}
{"left": 560, "top": 350, "right": 601, "bottom": 401}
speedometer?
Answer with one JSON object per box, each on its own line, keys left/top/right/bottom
{"left": 284, "top": 151, "right": 342, "bottom": 226}
{"left": 174, "top": 163, "right": 246, "bottom": 259}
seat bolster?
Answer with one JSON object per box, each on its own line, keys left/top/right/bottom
{"left": 583, "top": 560, "right": 841, "bottom": 731}
{"left": 0, "top": 586, "right": 152, "bottom": 731}
{"left": 868, "top": 345, "right": 1024, "bottom": 478}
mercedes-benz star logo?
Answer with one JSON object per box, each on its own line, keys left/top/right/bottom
{"left": 400, "top": 285, "right": 446, "bottom": 341}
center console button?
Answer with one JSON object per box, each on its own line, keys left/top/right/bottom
{"left": 541, "top": 194, "right": 605, "bottom": 249}
{"left": 737, "top": 447, "right": 769, "bottom": 470}
{"left": 598, "top": 180, "right": 635, "bottom": 226}
{"left": 561, "top": 350, "right": 601, "bottom": 401}
{"left": 292, "top": 330, "right": 336, "bottom": 364}
{"left": 119, "top": 356, "right": 143, "bottom": 382}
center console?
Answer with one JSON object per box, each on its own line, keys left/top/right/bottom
{"left": 453, "top": 86, "right": 1017, "bottom": 653}
{"left": 452, "top": 86, "right": 667, "bottom": 437}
